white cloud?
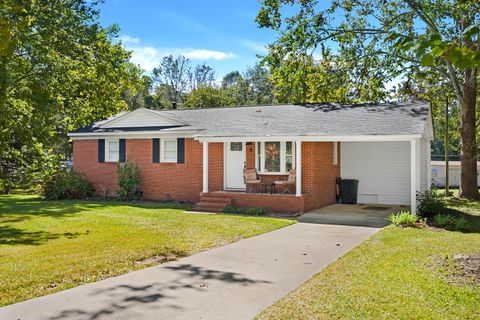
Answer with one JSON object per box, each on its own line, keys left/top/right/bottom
{"left": 127, "top": 45, "right": 236, "bottom": 71}
{"left": 119, "top": 35, "right": 140, "bottom": 44}
{"left": 239, "top": 39, "right": 268, "bottom": 54}
{"left": 184, "top": 49, "right": 235, "bottom": 60}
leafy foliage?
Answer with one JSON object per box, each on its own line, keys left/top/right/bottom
{"left": 389, "top": 211, "right": 419, "bottom": 227}
{"left": 43, "top": 171, "right": 95, "bottom": 200}
{"left": 256, "top": 0, "right": 480, "bottom": 199}
{"left": 246, "top": 207, "right": 267, "bottom": 216}
{"left": 0, "top": 0, "right": 142, "bottom": 192}
{"left": 417, "top": 190, "right": 445, "bottom": 218}
{"left": 116, "top": 162, "right": 141, "bottom": 201}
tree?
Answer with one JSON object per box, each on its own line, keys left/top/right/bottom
{"left": 191, "top": 63, "right": 215, "bottom": 89}
{"left": 0, "top": 0, "right": 142, "bottom": 192}
{"left": 152, "top": 55, "right": 192, "bottom": 108}
{"left": 183, "top": 86, "right": 229, "bottom": 109}
{"left": 257, "top": 0, "right": 480, "bottom": 199}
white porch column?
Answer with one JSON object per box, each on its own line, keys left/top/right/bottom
{"left": 296, "top": 140, "right": 302, "bottom": 197}
{"left": 410, "top": 139, "right": 420, "bottom": 214}
{"left": 202, "top": 141, "right": 209, "bottom": 193}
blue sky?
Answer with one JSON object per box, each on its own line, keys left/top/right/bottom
{"left": 98, "top": 0, "right": 282, "bottom": 79}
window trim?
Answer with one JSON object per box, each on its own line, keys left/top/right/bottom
{"left": 255, "top": 141, "right": 295, "bottom": 174}
{"left": 161, "top": 138, "right": 178, "bottom": 163}
{"left": 105, "top": 139, "right": 120, "bottom": 162}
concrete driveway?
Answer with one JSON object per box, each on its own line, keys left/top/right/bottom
{"left": 0, "top": 223, "right": 379, "bottom": 320}
{"left": 299, "top": 204, "right": 405, "bottom": 227}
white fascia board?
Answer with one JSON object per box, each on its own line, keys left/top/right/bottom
{"left": 68, "top": 130, "right": 198, "bottom": 140}
{"left": 195, "top": 134, "right": 423, "bottom": 143}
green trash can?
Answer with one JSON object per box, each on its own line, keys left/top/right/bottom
{"left": 340, "top": 179, "right": 359, "bottom": 204}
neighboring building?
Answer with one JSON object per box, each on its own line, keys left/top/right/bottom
{"left": 431, "top": 161, "right": 480, "bottom": 187}
{"left": 68, "top": 102, "right": 433, "bottom": 214}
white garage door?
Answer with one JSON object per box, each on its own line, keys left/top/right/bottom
{"left": 341, "top": 141, "right": 411, "bottom": 205}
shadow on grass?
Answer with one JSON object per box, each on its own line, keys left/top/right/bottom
{"left": 0, "top": 226, "right": 60, "bottom": 245}
{"left": 47, "top": 263, "right": 270, "bottom": 320}
{"left": 0, "top": 196, "right": 192, "bottom": 222}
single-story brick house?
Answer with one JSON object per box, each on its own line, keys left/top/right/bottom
{"left": 68, "top": 101, "right": 433, "bottom": 214}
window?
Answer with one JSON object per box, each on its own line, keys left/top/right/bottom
{"left": 255, "top": 141, "right": 295, "bottom": 173}
{"left": 106, "top": 140, "right": 119, "bottom": 162}
{"left": 264, "top": 141, "right": 281, "bottom": 172}
{"left": 256, "top": 142, "right": 262, "bottom": 171}
{"left": 286, "top": 141, "right": 293, "bottom": 171}
{"left": 231, "top": 142, "right": 242, "bottom": 151}
{"left": 161, "top": 139, "right": 177, "bottom": 162}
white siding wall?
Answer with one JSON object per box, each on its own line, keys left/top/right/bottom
{"left": 419, "top": 139, "right": 428, "bottom": 191}
{"left": 341, "top": 141, "right": 411, "bottom": 205}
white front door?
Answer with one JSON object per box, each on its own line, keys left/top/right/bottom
{"left": 225, "top": 142, "right": 246, "bottom": 190}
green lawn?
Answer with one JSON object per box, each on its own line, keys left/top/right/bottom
{"left": 0, "top": 195, "right": 293, "bottom": 306}
{"left": 257, "top": 196, "right": 480, "bottom": 319}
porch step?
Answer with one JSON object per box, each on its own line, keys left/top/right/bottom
{"left": 193, "top": 193, "right": 233, "bottom": 213}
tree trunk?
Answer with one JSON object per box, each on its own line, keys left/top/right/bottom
{"left": 459, "top": 68, "right": 479, "bottom": 199}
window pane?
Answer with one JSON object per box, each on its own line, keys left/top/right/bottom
{"left": 264, "top": 141, "right": 280, "bottom": 172}
{"left": 109, "top": 141, "right": 119, "bottom": 151}
{"left": 164, "top": 150, "right": 177, "bottom": 161}
{"left": 164, "top": 140, "right": 176, "bottom": 150}
{"left": 286, "top": 141, "right": 292, "bottom": 155}
{"left": 286, "top": 155, "right": 293, "bottom": 171}
{"left": 109, "top": 150, "right": 119, "bottom": 161}
{"left": 231, "top": 142, "right": 242, "bottom": 151}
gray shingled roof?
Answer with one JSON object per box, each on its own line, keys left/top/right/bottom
{"left": 72, "top": 101, "right": 430, "bottom": 137}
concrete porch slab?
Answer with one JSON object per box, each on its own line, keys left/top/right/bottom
{"left": 298, "top": 204, "right": 407, "bottom": 227}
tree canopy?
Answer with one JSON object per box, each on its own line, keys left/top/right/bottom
{"left": 257, "top": 0, "right": 480, "bottom": 199}
{"left": 0, "top": 0, "right": 142, "bottom": 192}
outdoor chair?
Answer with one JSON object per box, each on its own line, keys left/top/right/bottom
{"left": 274, "top": 169, "right": 296, "bottom": 194}
{"left": 243, "top": 168, "right": 261, "bottom": 193}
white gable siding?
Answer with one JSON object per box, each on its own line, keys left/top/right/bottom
{"left": 102, "top": 109, "right": 183, "bottom": 128}
{"left": 341, "top": 141, "right": 411, "bottom": 205}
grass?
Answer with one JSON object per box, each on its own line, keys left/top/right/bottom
{"left": 0, "top": 195, "right": 293, "bottom": 306}
{"left": 257, "top": 194, "right": 480, "bottom": 319}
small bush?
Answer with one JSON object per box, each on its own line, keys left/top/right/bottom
{"left": 222, "top": 205, "right": 240, "bottom": 214}
{"left": 433, "top": 213, "right": 468, "bottom": 231}
{"left": 433, "top": 213, "right": 453, "bottom": 226}
{"left": 246, "top": 207, "right": 266, "bottom": 216}
{"left": 454, "top": 216, "right": 468, "bottom": 230}
{"left": 417, "top": 190, "right": 445, "bottom": 218}
{"left": 389, "top": 211, "right": 418, "bottom": 227}
{"left": 43, "top": 171, "right": 95, "bottom": 200}
{"left": 116, "top": 162, "right": 141, "bottom": 201}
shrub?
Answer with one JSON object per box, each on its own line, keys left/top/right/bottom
{"left": 433, "top": 213, "right": 468, "bottom": 231}
{"left": 453, "top": 216, "right": 468, "bottom": 230}
{"left": 43, "top": 171, "right": 95, "bottom": 200}
{"left": 222, "top": 205, "right": 240, "bottom": 214}
{"left": 433, "top": 213, "right": 453, "bottom": 226}
{"left": 116, "top": 161, "right": 141, "bottom": 201}
{"left": 246, "top": 207, "right": 266, "bottom": 216}
{"left": 389, "top": 211, "right": 418, "bottom": 227}
{"left": 417, "top": 190, "right": 445, "bottom": 218}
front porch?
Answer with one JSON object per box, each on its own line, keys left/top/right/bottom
{"left": 195, "top": 139, "right": 340, "bottom": 213}
{"left": 194, "top": 191, "right": 307, "bottom": 213}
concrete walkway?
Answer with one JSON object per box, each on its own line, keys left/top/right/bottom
{"left": 0, "top": 223, "right": 379, "bottom": 320}
{"left": 299, "top": 204, "right": 403, "bottom": 227}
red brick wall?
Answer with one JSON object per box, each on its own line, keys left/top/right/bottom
{"left": 302, "top": 142, "right": 341, "bottom": 211}
{"left": 73, "top": 140, "right": 118, "bottom": 197}
{"left": 73, "top": 138, "right": 203, "bottom": 202}
{"left": 73, "top": 139, "right": 340, "bottom": 211}
{"left": 208, "top": 142, "right": 224, "bottom": 191}
{"left": 246, "top": 142, "right": 256, "bottom": 169}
